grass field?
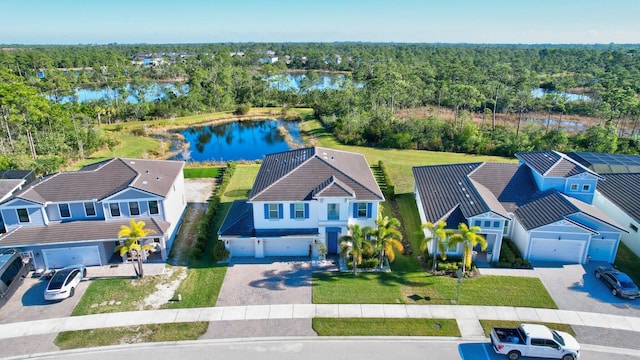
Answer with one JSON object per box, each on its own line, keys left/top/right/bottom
{"left": 183, "top": 166, "right": 223, "bottom": 178}
{"left": 300, "top": 119, "right": 517, "bottom": 194}
{"left": 313, "top": 318, "right": 460, "bottom": 336}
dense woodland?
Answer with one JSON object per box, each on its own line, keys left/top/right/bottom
{"left": 1, "top": 43, "right": 640, "bottom": 174}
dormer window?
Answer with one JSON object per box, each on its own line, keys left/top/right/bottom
{"left": 570, "top": 184, "right": 578, "bottom": 191}
{"left": 59, "top": 204, "right": 71, "bottom": 218}
{"left": 582, "top": 184, "right": 590, "bottom": 191}
{"left": 109, "top": 203, "right": 121, "bottom": 217}
{"left": 17, "top": 208, "right": 29, "bottom": 223}
{"left": 129, "top": 202, "right": 140, "bottom": 216}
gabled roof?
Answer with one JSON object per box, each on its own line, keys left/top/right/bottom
{"left": 596, "top": 173, "right": 640, "bottom": 222}
{"left": 7, "top": 158, "right": 184, "bottom": 204}
{"left": 249, "top": 147, "right": 383, "bottom": 202}
{"left": 514, "top": 190, "right": 624, "bottom": 231}
{"left": 516, "top": 150, "right": 602, "bottom": 179}
{"left": 0, "top": 217, "right": 170, "bottom": 247}
{"left": 412, "top": 163, "right": 509, "bottom": 223}
{"left": 312, "top": 176, "right": 355, "bottom": 198}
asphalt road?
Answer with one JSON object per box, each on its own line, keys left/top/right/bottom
{"left": 11, "top": 338, "right": 640, "bottom": 360}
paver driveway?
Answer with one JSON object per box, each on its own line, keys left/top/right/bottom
{"left": 201, "top": 257, "right": 321, "bottom": 339}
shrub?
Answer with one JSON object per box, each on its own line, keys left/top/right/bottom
{"left": 234, "top": 103, "right": 251, "bottom": 115}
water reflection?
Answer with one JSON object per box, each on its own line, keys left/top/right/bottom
{"left": 172, "top": 119, "right": 303, "bottom": 162}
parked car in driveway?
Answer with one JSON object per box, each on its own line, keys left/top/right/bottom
{"left": 594, "top": 266, "right": 640, "bottom": 299}
{"left": 0, "top": 249, "right": 31, "bottom": 307}
{"left": 44, "top": 265, "right": 86, "bottom": 301}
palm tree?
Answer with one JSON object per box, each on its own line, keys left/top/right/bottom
{"left": 374, "top": 214, "right": 403, "bottom": 269}
{"left": 339, "top": 224, "right": 373, "bottom": 276}
{"left": 420, "top": 221, "right": 453, "bottom": 271}
{"left": 116, "top": 219, "right": 155, "bottom": 278}
{"left": 450, "top": 223, "right": 487, "bottom": 273}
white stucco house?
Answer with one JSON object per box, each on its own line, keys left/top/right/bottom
{"left": 218, "top": 147, "right": 385, "bottom": 258}
{"left": 413, "top": 150, "right": 625, "bottom": 264}
{"left": 0, "top": 158, "right": 186, "bottom": 270}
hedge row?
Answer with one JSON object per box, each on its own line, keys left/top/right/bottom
{"left": 491, "top": 238, "right": 530, "bottom": 268}
{"left": 378, "top": 160, "right": 395, "bottom": 200}
{"left": 192, "top": 162, "right": 236, "bottom": 260}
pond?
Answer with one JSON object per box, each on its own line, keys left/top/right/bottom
{"left": 267, "top": 72, "right": 360, "bottom": 91}
{"left": 171, "top": 119, "right": 304, "bottom": 162}
{"left": 531, "top": 88, "right": 591, "bottom": 102}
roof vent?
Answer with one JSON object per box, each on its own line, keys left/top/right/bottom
{"left": 145, "top": 170, "right": 150, "bottom": 174}
{"left": 469, "top": 201, "right": 474, "bottom": 205}
{"left": 142, "top": 181, "right": 148, "bottom": 185}
{"left": 156, "top": 177, "right": 161, "bottom": 181}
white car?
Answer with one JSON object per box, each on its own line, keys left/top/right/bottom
{"left": 44, "top": 265, "right": 86, "bottom": 301}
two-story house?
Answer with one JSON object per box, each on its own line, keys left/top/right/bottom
{"left": 413, "top": 150, "right": 625, "bottom": 264}
{"left": 0, "top": 158, "right": 186, "bottom": 270}
{"left": 218, "top": 147, "right": 385, "bottom": 258}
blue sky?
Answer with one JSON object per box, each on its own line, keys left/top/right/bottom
{"left": 2, "top": 0, "right": 639, "bottom": 44}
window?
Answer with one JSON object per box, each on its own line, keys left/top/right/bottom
{"left": 474, "top": 220, "right": 481, "bottom": 227}
{"left": 531, "top": 338, "right": 546, "bottom": 347}
{"left": 483, "top": 220, "right": 491, "bottom": 227}
{"left": 148, "top": 200, "right": 159, "bottom": 215}
{"left": 493, "top": 221, "right": 500, "bottom": 228}
{"left": 447, "top": 242, "right": 457, "bottom": 251}
{"left": 109, "top": 203, "right": 121, "bottom": 217}
{"left": 570, "top": 184, "right": 578, "bottom": 191}
{"left": 503, "top": 221, "right": 510, "bottom": 235}
{"left": 294, "top": 203, "right": 305, "bottom": 219}
{"left": 129, "top": 201, "right": 140, "bottom": 216}
{"left": 631, "top": 224, "right": 638, "bottom": 232}
{"left": 16, "top": 209, "right": 29, "bottom": 223}
{"left": 269, "top": 203, "right": 279, "bottom": 219}
{"left": 328, "top": 203, "right": 339, "bottom": 220}
{"left": 84, "top": 202, "right": 96, "bottom": 217}
{"left": 59, "top": 204, "right": 71, "bottom": 218}
{"left": 582, "top": 184, "right": 590, "bottom": 191}
{"left": 0, "top": 257, "right": 22, "bottom": 286}
{"left": 357, "top": 203, "right": 368, "bottom": 218}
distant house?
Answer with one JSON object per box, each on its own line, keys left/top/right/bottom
{"left": 413, "top": 150, "right": 625, "bottom": 264}
{"left": 567, "top": 152, "right": 640, "bottom": 257}
{"left": 218, "top": 147, "right": 384, "bottom": 258}
{"left": 0, "top": 158, "right": 186, "bottom": 270}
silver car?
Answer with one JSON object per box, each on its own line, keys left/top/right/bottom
{"left": 44, "top": 265, "right": 86, "bottom": 301}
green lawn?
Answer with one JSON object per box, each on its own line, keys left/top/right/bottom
{"left": 55, "top": 322, "right": 208, "bottom": 350}
{"left": 70, "top": 135, "right": 160, "bottom": 169}
{"left": 184, "top": 166, "right": 223, "bottom": 178}
{"left": 301, "top": 120, "right": 517, "bottom": 194}
{"left": 614, "top": 242, "right": 640, "bottom": 285}
{"left": 313, "top": 271, "right": 557, "bottom": 308}
{"left": 313, "top": 318, "right": 460, "bottom": 336}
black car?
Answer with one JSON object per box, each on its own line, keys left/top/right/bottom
{"left": 595, "top": 266, "right": 640, "bottom": 299}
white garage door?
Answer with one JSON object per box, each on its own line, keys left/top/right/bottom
{"left": 229, "top": 240, "right": 255, "bottom": 257}
{"left": 264, "top": 238, "right": 310, "bottom": 257}
{"left": 529, "top": 238, "right": 585, "bottom": 263}
{"left": 43, "top": 245, "right": 101, "bottom": 269}
{"left": 588, "top": 238, "right": 616, "bottom": 262}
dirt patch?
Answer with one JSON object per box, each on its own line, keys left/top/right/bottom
{"left": 137, "top": 266, "right": 188, "bottom": 309}
{"left": 168, "top": 178, "right": 216, "bottom": 265}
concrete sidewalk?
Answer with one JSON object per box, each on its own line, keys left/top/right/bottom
{"left": 1, "top": 304, "right": 639, "bottom": 340}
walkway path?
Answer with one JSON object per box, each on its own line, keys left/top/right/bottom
{"left": 1, "top": 303, "right": 639, "bottom": 340}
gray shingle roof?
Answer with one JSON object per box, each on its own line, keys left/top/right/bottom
{"left": 218, "top": 200, "right": 318, "bottom": 237}
{"left": 249, "top": 147, "right": 383, "bottom": 202}
{"left": 312, "top": 176, "right": 355, "bottom": 198}
{"left": 516, "top": 151, "right": 600, "bottom": 178}
{"left": 469, "top": 163, "right": 537, "bottom": 213}
{"left": 0, "top": 217, "right": 170, "bottom": 247}
{"left": 514, "top": 190, "right": 624, "bottom": 231}
{"left": 596, "top": 173, "right": 640, "bottom": 222}
{"left": 11, "top": 158, "right": 184, "bottom": 204}
{"left": 412, "top": 163, "right": 509, "bottom": 223}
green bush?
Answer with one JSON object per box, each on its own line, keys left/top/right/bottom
{"left": 234, "top": 103, "right": 251, "bottom": 115}
{"left": 491, "top": 238, "right": 530, "bottom": 268}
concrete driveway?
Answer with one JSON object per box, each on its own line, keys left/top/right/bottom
{"left": 201, "top": 257, "right": 321, "bottom": 339}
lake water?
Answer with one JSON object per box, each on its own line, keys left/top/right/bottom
{"left": 171, "top": 119, "right": 304, "bottom": 162}
{"left": 267, "top": 72, "right": 357, "bottom": 91}
{"left": 531, "top": 88, "right": 591, "bottom": 102}
{"left": 50, "top": 83, "right": 188, "bottom": 104}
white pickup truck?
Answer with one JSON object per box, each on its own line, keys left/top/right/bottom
{"left": 490, "top": 323, "right": 580, "bottom": 360}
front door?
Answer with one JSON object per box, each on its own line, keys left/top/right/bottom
{"left": 327, "top": 231, "right": 339, "bottom": 255}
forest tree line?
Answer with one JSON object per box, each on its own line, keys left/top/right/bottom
{"left": 1, "top": 43, "right": 639, "bottom": 173}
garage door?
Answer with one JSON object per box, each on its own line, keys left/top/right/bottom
{"left": 529, "top": 238, "right": 585, "bottom": 263}
{"left": 43, "top": 245, "right": 101, "bottom": 269}
{"left": 588, "top": 238, "right": 616, "bottom": 262}
{"left": 264, "top": 238, "right": 310, "bottom": 257}
{"left": 229, "top": 240, "right": 255, "bottom": 257}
